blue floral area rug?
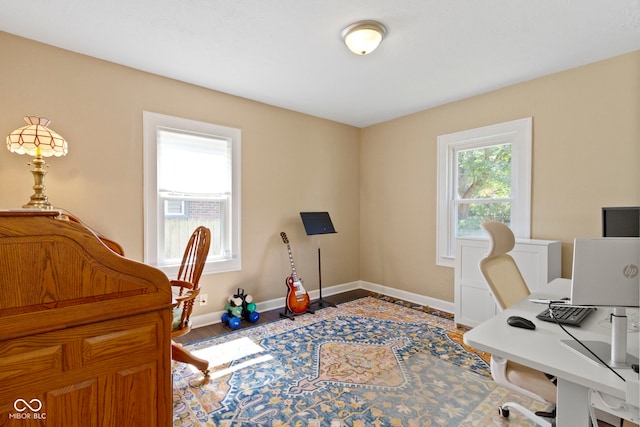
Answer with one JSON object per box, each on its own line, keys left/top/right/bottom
{"left": 172, "top": 297, "right": 548, "bottom": 426}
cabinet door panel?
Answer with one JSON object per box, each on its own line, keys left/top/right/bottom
{"left": 105, "top": 363, "right": 158, "bottom": 427}
{"left": 459, "top": 245, "right": 488, "bottom": 287}
{"left": 47, "top": 379, "right": 98, "bottom": 427}
{"left": 0, "top": 345, "right": 62, "bottom": 382}
{"left": 459, "top": 286, "right": 496, "bottom": 327}
{"left": 83, "top": 324, "right": 157, "bottom": 365}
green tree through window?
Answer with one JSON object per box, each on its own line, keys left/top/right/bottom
{"left": 456, "top": 144, "right": 512, "bottom": 236}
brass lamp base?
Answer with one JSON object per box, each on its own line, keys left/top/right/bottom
{"left": 23, "top": 197, "right": 54, "bottom": 210}
{"left": 23, "top": 155, "right": 54, "bottom": 210}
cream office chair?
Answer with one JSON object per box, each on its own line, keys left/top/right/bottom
{"left": 478, "top": 221, "right": 557, "bottom": 426}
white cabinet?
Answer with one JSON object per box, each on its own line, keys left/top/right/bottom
{"left": 454, "top": 237, "right": 561, "bottom": 327}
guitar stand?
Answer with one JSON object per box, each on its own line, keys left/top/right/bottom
{"left": 279, "top": 306, "right": 315, "bottom": 320}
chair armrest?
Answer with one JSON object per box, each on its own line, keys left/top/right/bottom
{"left": 171, "top": 279, "right": 194, "bottom": 290}
{"left": 173, "top": 288, "right": 201, "bottom": 304}
{"left": 171, "top": 279, "right": 198, "bottom": 301}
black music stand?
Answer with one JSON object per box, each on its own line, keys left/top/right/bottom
{"left": 300, "top": 212, "right": 337, "bottom": 309}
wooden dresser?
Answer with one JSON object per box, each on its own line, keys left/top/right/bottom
{"left": 0, "top": 211, "right": 172, "bottom": 426}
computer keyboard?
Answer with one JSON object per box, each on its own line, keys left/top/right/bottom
{"left": 536, "top": 305, "right": 596, "bottom": 326}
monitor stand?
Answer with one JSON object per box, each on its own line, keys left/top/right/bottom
{"left": 561, "top": 307, "right": 639, "bottom": 369}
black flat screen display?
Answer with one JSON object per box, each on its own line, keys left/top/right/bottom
{"left": 602, "top": 206, "right": 640, "bottom": 237}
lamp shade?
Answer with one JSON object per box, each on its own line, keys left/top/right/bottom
{"left": 7, "top": 116, "right": 68, "bottom": 157}
{"left": 341, "top": 20, "right": 387, "bottom": 55}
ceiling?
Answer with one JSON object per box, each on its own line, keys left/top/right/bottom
{"left": 1, "top": 0, "right": 639, "bottom": 128}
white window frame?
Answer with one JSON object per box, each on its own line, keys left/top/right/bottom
{"left": 436, "top": 117, "right": 532, "bottom": 267}
{"left": 143, "top": 111, "right": 241, "bottom": 276}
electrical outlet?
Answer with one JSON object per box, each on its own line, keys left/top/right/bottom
{"left": 199, "top": 293, "right": 208, "bottom": 306}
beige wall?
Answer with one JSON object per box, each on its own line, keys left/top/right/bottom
{"left": 0, "top": 32, "right": 361, "bottom": 315}
{"left": 360, "top": 51, "right": 640, "bottom": 302}
{"left": 1, "top": 31, "right": 638, "bottom": 310}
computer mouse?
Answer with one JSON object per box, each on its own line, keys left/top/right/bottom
{"left": 507, "top": 316, "right": 536, "bottom": 330}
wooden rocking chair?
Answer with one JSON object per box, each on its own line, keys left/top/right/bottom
{"left": 60, "top": 212, "right": 211, "bottom": 375}
{"left": 171, "top": 226, "right": 211, "bottom": 375}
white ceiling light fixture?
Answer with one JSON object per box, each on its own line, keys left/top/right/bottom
{"left": 341, "top": 20, "right": 387, "bottom": 55}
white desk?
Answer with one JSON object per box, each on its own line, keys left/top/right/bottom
{"left": 464, "top": 278, "right": 640, "bottom": 426}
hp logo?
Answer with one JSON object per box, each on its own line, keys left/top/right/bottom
{"left": 623, "top": 264, "right": 639, "bottom": 279}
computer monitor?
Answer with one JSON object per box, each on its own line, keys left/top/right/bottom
{"left": 602, "top": 206, "right": 640, "bottom": 238}
{"left": 563, "top": 237, "right": 640, "bottom": 368}
{"left": 570, "top": 238, "right": 640, "bottom": 307}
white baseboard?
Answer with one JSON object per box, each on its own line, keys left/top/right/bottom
{"left": 358, "top": 281, "right": 455, "bottom": 313}
{"left": 190, "top": 280, "right": 453, "bottom": 329}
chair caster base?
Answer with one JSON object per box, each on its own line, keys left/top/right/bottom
{"left": 496, "top": 402, "right": 554, "bottom": 427}
{"left": 535, "top": 407, "right": 556, "bottom": 419}
{"left": 498, "top": 406, "right": 510, "bottom": 418}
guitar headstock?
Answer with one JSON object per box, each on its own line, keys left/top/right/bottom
{"left": 280, "top": 232, "right": 289, "bottom": 244}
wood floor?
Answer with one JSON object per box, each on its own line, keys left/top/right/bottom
{"left": 174, "top": 289, "right": 374, "bottom": 344}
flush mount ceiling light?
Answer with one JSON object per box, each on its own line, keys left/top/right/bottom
{"left": 341, "top": 20, "right": 387, "bottom": 55}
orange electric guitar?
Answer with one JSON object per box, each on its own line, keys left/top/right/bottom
{"left": 280, "top": 232, "right": 311, "bottom": 314}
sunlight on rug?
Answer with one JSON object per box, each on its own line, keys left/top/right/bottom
{"left": 172, "top": 297, "right": 550, "bottom": 426}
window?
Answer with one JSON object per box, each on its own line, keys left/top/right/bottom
{"left": 436, "top": 117, "right": 532, "bottom": 267}
{"left": 143, "top": 112, "right": 241, "bottom": 275}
